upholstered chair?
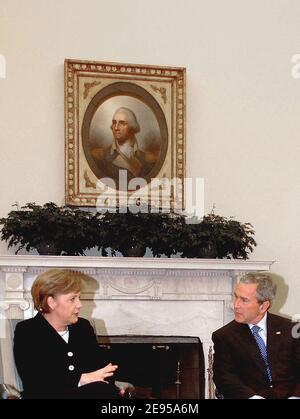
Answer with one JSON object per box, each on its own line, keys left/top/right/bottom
{"left": 0, "top": 319, "right": 22, "bottom": 399}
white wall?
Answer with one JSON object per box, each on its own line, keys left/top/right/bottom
{"left": 1, "top": 0, "right": 300, "bottom": 316}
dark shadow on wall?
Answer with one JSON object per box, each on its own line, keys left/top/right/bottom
{"left": 79, "top": 274, "right": 109, "bottom": 336}
{"left": 268, "top": 273, "right": 290, "bottom": 318}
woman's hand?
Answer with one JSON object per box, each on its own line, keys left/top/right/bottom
{"left": 80, "top": 363, "right": 118, "bottom": 386}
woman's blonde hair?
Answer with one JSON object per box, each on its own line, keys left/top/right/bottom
{"left": 31, "top": 269, "right": 84, "bottom": 313}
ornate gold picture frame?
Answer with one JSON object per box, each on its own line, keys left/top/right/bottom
{"left": 65, "top": 59, "right": 185, "bottom": 210}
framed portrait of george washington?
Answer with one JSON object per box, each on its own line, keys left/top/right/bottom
{"left": 64, "top": 59, "right": 186, "bottom": 210}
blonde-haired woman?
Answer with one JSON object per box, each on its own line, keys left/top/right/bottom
{"left": 14, "top": 269, "right": 119, "bottom": 399}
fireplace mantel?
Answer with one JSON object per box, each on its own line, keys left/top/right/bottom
{"left": 0, "top": 255, "right": 274, "bottom": 343}
{"left": 0, "top": 255, "right": 274, "bottom": 397}
{"left": 0, "top": 255, "right": 273, "bottom": 271}
{"left": 0, "top": 255, "right": 274, "bottom": 319}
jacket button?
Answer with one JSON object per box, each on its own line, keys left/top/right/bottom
{"left": 67, "top": 352, "right": 73, "bottom": 357}
{"left": 68, "top": 365, "right": 75, "bottom": 371}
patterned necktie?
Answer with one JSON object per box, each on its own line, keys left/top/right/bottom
{"left": 251, "top": 325, "right": 272, "bottom": 382}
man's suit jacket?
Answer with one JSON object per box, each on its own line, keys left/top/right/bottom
{"left": 13, "top": 313, "right": 116, "bottom": 398}
{"left": 212, "top": 313, "right": 300, "bottom": 399}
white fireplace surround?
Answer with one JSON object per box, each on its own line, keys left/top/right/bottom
{"left": 0, "top": 256, "right": 274, "bottom": 396}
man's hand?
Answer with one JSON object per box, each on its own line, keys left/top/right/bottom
{"left": 80, "top": 363, "right": 118, "bottom": 386}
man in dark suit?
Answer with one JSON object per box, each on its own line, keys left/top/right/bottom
{"left": 212, "top": 272, "right": 300, "bottom": 399}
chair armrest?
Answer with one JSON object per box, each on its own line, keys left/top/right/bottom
{"left": 115, "top": 381, "right": 154, "bottom": 399}
{"left": 114, "top": 380, "right": 135, "bottom": 398}
{"left": 0, "top": 384, "right": 21, "bottom": 399}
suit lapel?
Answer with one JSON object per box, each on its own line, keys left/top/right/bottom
{"left": 235, "top": 313, "right": 282, "bottom": 382}
{"left": 34, "top": 312, "right": 69, "bottom": 346}
{"left": 233, "top": 322, "right": 269, "bottom": 377}
{"left": 266, "top": 313, "right": 282, "bottom": 381}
